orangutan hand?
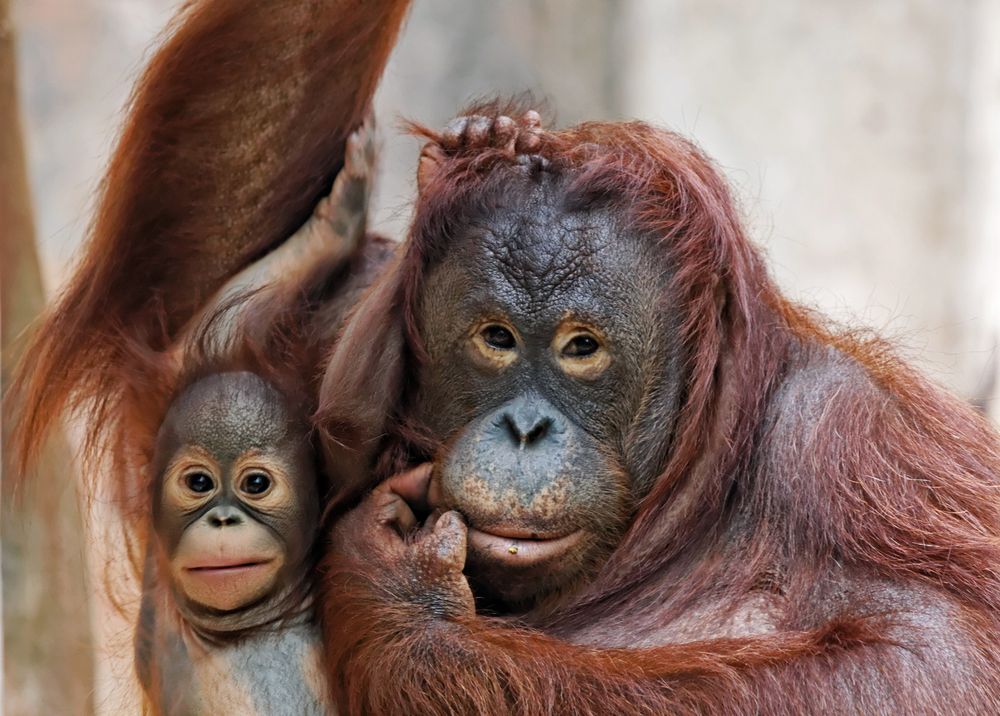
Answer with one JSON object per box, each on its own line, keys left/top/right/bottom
{"left": 305, "top": 112, "right": 376, "bottom": 258}
{"left": 418, "top": 110, "right": 546, "bottom": 191}
{"left": 439, "top": 110, "right": 544, "bottom": 155}
{"left": 330, "top": 464, "right": 475, "bottom": 620}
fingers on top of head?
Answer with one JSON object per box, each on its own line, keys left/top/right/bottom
{"left": 491, "top": 116, "right": 517, "bottom": 152}
{"left": 441, "top": 116, "right": 474, "bottom": 146}
{"left": 418, "top": 110, "right": 543, "bottom": 194}
{"left": 441, "top": 111, "right": 543, "bottom": 153}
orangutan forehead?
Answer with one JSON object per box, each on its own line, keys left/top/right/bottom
{"left": 159, "top": 372, "right": 294, "bottom": 460}
{"left": 435, "top": 181, "right": 663, "bottom": 317}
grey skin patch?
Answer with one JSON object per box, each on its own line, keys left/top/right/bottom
{"left": 141, "top": 581, "right": 329, "bottom": 715}
{"left": 157, "top": 372, "right": 293, "bottom": 465}
{"left": 440, "top": 392, "right": 611, "bottom": 535}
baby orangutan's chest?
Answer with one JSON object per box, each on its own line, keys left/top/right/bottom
{"left": 145, "top": 621, "right": 330, "bottom": 716}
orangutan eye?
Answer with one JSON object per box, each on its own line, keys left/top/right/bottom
{"left": 562, "top": 334, "right": 599, "bottom": 357}
{"left": 552, "top": 324, "right": 610, "bottom": 379}
{"left": 185, "top": 473, "right": 214, "bottom": 493}
{"left": 481, "top": 324, "right": 516, "bottom": 350}
{"left": 241, "top": 472, "right": 272, "bottom": 496}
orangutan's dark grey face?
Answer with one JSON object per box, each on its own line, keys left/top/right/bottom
{"left": 415, "top": 173, "right": 686, "bottom": 607}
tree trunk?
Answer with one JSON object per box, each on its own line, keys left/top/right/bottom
{"left": 1, "top": 1, "right": 96, "bottom": 712}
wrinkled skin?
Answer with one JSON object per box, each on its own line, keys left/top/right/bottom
{"left": 151, "top": 373, "right": 317, "bottom": 622}
{"left": 331, "top": 464, "right": 474, "bottom": 619}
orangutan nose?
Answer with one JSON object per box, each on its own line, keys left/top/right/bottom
{"left": 501, "top": 396, "right": 555, "bottom": 449}
{"left": 206, "top": 505, "right": 244, "bottom": 528}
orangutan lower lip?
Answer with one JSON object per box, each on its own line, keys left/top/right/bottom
{"left": 475, "top": 524, "right": 569, "bottom": 540}
{"left": 467, "top": 527, "right": 584, "bottom": 567}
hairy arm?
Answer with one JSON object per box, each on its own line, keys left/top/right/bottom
{"left": 11, "top": 0, "right": 411, "bottom": 472}
{"left": 321, "top": 469, "right": 928, "bottom": 716}
{"left": 175, "top": 116, "right": 375, "bottom": 364}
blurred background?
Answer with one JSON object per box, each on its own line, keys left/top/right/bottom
{"left": 3, "top": 0, "right": 999, "bottom": 713}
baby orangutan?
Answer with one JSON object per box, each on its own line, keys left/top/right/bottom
{"left": 126, "top": 112, "right": 381, "bottom": 715}
{"left": 136, "top": 372, "right": 329, "bottom": 715}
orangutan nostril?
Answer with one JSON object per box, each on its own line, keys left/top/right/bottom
{"left": 524, "top": 419, "right": 550, "bottom": 444}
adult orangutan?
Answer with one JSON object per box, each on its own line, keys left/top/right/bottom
{"left": 316, "top": 109, "right": 1000, "bottom": 714}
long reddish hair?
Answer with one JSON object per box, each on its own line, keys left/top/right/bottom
{"left": 318, "top": 97, "right": 1000, "bottom": 636}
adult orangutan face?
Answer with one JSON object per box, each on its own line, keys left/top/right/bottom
{"left": 415, "top": 170, "right": 686, "bottom": 608}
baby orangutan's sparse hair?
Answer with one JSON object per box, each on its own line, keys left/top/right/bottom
{"left": 136, "top": 372, "right": 329, "bottom": 715}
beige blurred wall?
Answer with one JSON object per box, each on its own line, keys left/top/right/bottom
{"left": 10, "top": 1, "right": 1000, "bottom": 711}
{"left": 13, "top": 3, "right": 177, "bottom": 712}
{"left": 622, "top": 0, "right": 1000, "bottom": 408}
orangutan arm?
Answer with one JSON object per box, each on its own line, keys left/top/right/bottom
{"left": 321, "top": 469, "right": 929, "bottom": 716}
{"left": 10, "top": 0, "right": 411, "bottom": 473}
{"left": 174, "top": 116, "right": 375, "bottom": 364}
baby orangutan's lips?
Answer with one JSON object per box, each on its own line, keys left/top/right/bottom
{"left": 466, "top": 525, "right": 584, "bottom": 568}
{"left": 183, "top": 558, "right": 273, "bottom": 579}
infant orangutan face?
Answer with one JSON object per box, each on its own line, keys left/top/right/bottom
{"left": 152, "top": 373, "right": 318, "bottom": 612}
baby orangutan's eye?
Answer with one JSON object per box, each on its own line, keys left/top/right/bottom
{"left": 185, "top": 473, "right": 214, "bottom": 493}
{"left": 241, "top": 472, "right": 272, "bottom": 496}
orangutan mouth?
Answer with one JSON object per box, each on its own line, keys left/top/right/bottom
{"left": 467, "top": 525, "right": 584, "bottom": 567}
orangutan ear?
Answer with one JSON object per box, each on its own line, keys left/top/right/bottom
{"left": 317, "top": 248, "right": 406, "bottom": 495}
{"left": 417, "top": 142, "right": 447, "bottom": 195}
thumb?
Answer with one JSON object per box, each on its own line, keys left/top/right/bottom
{"left": 427, "top": 510, "right": 468, "bottom": 572}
